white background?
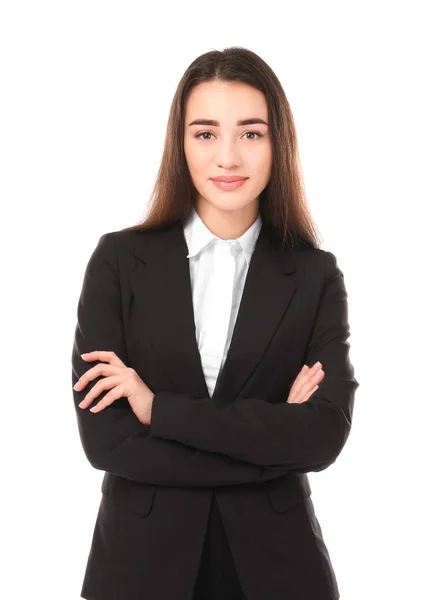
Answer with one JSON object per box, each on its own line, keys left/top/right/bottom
{"left": 1, "top": 1, "right": 424, "bottom": 598}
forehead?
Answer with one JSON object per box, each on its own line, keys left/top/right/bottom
{"left": 185, "top": 80, "right": 268, "bottom": 122}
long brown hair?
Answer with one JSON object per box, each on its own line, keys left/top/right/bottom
{"left": 122, "top": 46, "right": 322, "bottom": 250}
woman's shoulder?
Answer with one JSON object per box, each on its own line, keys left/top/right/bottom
{"left": 103, "top": 225, "right": 178, "bottom": 264}
{"left": 104, "top": 226, "right": 163, "bottom": 245}
{"left": 289, "top": 243, "right": 333, "bottom": 266}
{"left": 289, "top": 245, "right": 342, "bottom": 287}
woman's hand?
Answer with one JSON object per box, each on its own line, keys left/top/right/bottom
{"left": 287, "top": 362, "right": 325, "bottom": 404}
{"left": 74, "top": 351, "right": 154, "bottom": 425}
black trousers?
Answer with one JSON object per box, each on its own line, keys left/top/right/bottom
{"left": 192, "top": 494, "right": 246, "bottom": 600}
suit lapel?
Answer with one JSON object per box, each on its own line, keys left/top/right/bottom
{"left": 129, "top": 222, "right": 297, "bottom": 404}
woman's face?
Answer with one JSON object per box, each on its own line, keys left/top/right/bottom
{"left": 184, "top": 80, "right": 272, "bottom": 224}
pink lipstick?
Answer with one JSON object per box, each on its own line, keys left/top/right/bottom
{"left": 211, "top": 176, "right": 248, "bottom": 191}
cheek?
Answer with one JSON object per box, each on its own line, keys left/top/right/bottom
{"left": 248, "top": 153, "right": 272, "bottom": 182}
{"left": 246, "top": 141, "right": 272, "bottom": 164}
{"left": 257, "top": 148, "right": 273, "bottom": 179}
{"left": 262, "top": 158, "right": 273, "bottom": 180}
{"left": 185, "top": 144, "right": 209, "bottom": 176}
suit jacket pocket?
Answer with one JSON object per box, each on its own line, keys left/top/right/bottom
{"left": 267, "top": 472, "right": 312, "bottom": 513}
{"left": 101, "top": 472, "right": 156, "bottom": 517}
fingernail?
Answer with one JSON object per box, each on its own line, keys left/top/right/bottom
{"left": 90, "top": 405, "right": 98, "bottom": 412}
{"left": 314, "top": 361, "right": 321, "bottom": 368}
{"left": 78, "top": 401, "right": 84, "bottom": 408}
{"left": 73, "top": 381, "right": 80, "bottom": 390}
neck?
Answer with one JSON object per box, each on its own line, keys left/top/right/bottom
{"left": 194, "top": 198, "right": 260, "bottom": 240}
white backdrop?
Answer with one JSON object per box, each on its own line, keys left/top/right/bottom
{"left": 1, "top": 1, "right": 424, "bottom": 598}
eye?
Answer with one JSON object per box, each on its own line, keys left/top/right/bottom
{"left": 244, "top": 131, "right": 263, "bottom": 140}
{"left": 194, "top": 131, "right": 263, "bottom": 141}
{"left": 195, "top": 131, "right": 214, "bottom": 141}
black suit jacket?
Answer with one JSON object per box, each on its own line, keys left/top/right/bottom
{"left": 71, "top": 222, "right": 359, "bottom": 600}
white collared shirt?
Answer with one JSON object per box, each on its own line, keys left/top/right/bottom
{"left": 183, "top": 206, "right": 262, "bottom": 397}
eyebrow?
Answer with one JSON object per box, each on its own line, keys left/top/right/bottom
{"left": 188, "top": 118, "right": 269, "bottom": 127}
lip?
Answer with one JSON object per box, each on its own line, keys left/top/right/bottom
{"left": 211, "top": 178, "right": 248, "bottom": 191}
{"left": 211, "top": 176, "right": 248, "bottom": 182}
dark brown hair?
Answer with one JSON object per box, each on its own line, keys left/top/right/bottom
{"left": 122, "top": 46, "right": 322, "bottom": 249}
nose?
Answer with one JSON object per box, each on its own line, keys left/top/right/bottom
{"left": 214, "top": 138, "right": 241, "bottom": 169}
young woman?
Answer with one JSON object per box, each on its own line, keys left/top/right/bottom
{"left": 72, "top": 46, "right": 359, "bottom": 600}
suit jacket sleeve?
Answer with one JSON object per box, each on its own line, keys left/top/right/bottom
{"left": 72, "top": 232, "right": 301, "bottom": 487}
{"left": 149, "top": 250, "right": 360, "bottom": 472}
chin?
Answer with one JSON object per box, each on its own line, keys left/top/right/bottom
{"left": 207, "top": 196, "right": 257, "bottom": 212}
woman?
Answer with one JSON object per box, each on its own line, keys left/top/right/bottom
{"left": 72, "top": 47, "right": 359, "bottom": 600}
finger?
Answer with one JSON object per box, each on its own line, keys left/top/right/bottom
{"left": 78, "top": 375, "right": 124, "bottom": 409}
{"left": 287, "top": 365, "right": 309, "bottom": 398}
{"left": 297, "top": 369, "right": 324, "bottom": 400}
{"left": 74, "top": 363, "right": 124, "bottom": 391}
{"left": 89, "top": 382, "right": 126, "bottom": 413}
{"left": 301, "top": 384, "right": 319, "bottom": 403}
{"left": 287, "top": 368, "right": 324, "bottom": 404}
{"left": 289, "top": 363, "right": 321, "bottom": 398}
{"left": 81, "top": 351, "right": 127, "bottom": 368}
{"left": 288, "top": 382, "right": 319, "bottom": 405}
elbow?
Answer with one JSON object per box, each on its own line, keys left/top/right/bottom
{"left": 250, "top": 403, "right": 352, "bottom": 470}
{"left": 85, "top": 449, "right": 105, "bottom": 472}
{"left": 314, "top": 405, "right": 352, "bottom": 470}
{"left": 78, "top": 431, "right": 106, "bottom": 472}
{"left": 300, "top": 403, "right": 353, "bottom": 473}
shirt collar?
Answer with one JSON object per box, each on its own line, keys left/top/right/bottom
{"left": 183, "top": 205, "right": 262, "bottom": 267}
